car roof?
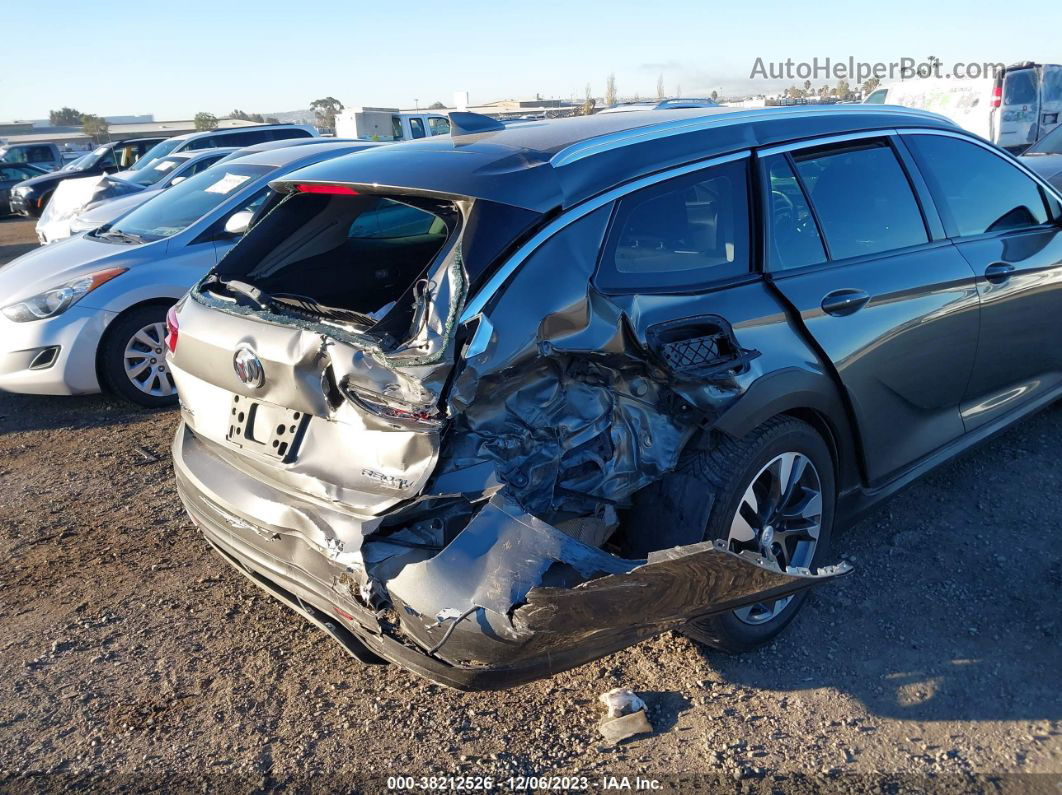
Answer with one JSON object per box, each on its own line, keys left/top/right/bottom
{"left": 165, "top": 124, "right": 313, "bottom": 143}
{"left": 274, "top": 105, "right": 960, "bottom": 213}
{"left": 219, "top": 140, "right": 388, "bottom": 169}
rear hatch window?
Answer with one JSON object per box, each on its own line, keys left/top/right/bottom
{"left": 203, "top": 190, "right": 461, "bottom": 345}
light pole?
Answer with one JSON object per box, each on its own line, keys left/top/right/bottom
{"left": 414, "top": 99, "right": 419, "bottom": 111}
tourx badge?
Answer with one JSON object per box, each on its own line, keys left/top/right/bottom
{"left": 233, "top": 347, "right": 265, "bottom": 388}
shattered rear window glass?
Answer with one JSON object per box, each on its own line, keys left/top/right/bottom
{"left": 214, "top": 192, "right": 458, "bottom": 322}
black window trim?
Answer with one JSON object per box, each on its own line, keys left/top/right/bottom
{"left": 757, "top": 129, "right": 949, "bottom": 276}
{"left": 898, "top": 128, "right": 1062, "bottom": 242}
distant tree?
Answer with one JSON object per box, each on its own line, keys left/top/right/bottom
{"left": 804, "top": 79, "right": 812, "bottom": 92}
{"left": 835, "top": 79, "right": 851, "bottom": 100}
{"left": 582, "top": 83, "right": 596, "bottom": 116}
{"left": 310, "top": 97, "right": 344, "bottom": 133}
{"left": 49, "top": 107, "right": 82, "bottom": 126}
{"left": 194, "top": 112, "right": 219, "bottom": 131}
{"left": 818, "top": 85, "right": 830, "bottom": 98}
{"left": 80, "top": 114, "right": 109, "bottom": 144}
{"left": 711, "top": 89, "right": 719, "bottom": 102}
{"left": 633, "top": 92, "right": 640, "bottom": 102}
{"left": 656, "top": 74, "right": 665, "bottom": 100}
{"left": 265, "top": 116, "right": 280, "bottom": 124}
{"left": 428, "top": 101, "right": 447, "bottom": 110}
{"left": 230, "top": 110, "right": 266, "bottom": 123}
{"left": 604, "top": 73, "right": 617, "bottom": 107}
{"left": 862, "top": 77, "right": 880, "bottom": 95}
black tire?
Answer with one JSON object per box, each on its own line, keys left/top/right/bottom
{"left": 678, "top": 416, "right": 836, "bottom": 653}
{"left": 99, "top": 304, "right": 178, "bottom": 408}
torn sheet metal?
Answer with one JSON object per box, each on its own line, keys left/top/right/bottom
{"left": 379, "top": 493, "right": 851, "bottom": 666}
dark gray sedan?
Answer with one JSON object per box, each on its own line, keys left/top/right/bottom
{"left": 0, "top": 163, "right": 46, "bottom": 214}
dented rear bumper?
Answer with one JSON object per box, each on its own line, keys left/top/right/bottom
{"left": 173, "top": 421, "right": 850, "bottom": 690}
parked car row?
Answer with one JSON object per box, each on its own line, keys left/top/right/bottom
{"left": 4, "top": 123, "right": 318, "bottom": 219}
{"left": 3, "top": 106, "right": 1062, "bottom": 690}
{"left": 863, "top": 61, "right": 1062, "bottom": 154}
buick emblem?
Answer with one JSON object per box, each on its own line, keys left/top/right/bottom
{"left": 233, "top": 347, "right": 265, "bottom": 388}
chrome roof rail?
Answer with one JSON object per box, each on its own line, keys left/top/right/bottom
{"left": 549, "top": 105, "right": 956, "bottom": 168}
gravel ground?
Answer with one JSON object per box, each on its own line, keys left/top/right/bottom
{"left": 0, "top": 217, "right": 1059, "bottom": 792}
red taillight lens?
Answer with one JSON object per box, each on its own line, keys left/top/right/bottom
{"left": 992, "top": 84, "right": 1002, "bottom": 108}
{"left": 165, "top": 305, "right": 179, "bottom": 353}
{"left": 295, "top": 183, "right": 359, "bottom": 195}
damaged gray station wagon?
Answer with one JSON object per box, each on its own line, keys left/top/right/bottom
{"left": 169, "top": 106, "right": 1062, "bottom": 689}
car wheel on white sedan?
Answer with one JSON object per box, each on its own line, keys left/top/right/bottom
{"left": 99, "top": 304, "right": 178, "bottom": 408}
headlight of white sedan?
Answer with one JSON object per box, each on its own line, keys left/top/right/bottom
{"left": 1, "top": 267, "right": 126, "bottom": 322}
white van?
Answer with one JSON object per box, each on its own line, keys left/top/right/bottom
{"left": 864, "top": 63, "right": 1062, "bottom": 153}
{"left": 335, "top": 108, "right": 451, "bottom": 141}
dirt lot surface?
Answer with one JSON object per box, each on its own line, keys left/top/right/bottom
{"left": 0, "top": 217, "right": 1059, "bottom": 792}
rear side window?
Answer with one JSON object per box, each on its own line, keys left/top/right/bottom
{"left": 596, "top": 158, "right": 750, "bottom": 291}
{"left": 428, "top": 117, "right": 451, "bottom": 136}
{"left": 864, "top": 88, "right": 888, "bottom": 104}
{"left": 905, "top": 134, "right": 1049, "bottom": 236}
{"left": 270, "top": 127, "right": 312, "bottom": 141}
{"left": 793, "top": 140, "right": 928, "bottom": 260}
{"left": 763, "top": 154, "right": 827, "bottom": 271}
{"left": 409, "top": 118, "right": 426, "bottom": 139}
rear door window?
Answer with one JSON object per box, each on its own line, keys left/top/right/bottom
{"left": 763, "top": 154, "right": 827, "bottom": 271}
{"left": 792, "top": 140, "right": 928, "bottom": 260}
{"left": 905, "top": 134, "right": 1049, "bottom": 236}
{"left": 409, "top": 118, "right": 426, "bottom": 139}
{"left": 596, "top": 158, "right": 750, "bottom": 291}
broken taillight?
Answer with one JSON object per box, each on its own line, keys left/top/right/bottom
{"left": 165, "top": 305, "right": 179, "bottom": 353}
{"left": 295, "top": 184, "right": 359, "bottom": 195}
{"left": 343, "top": 386, "right": 444, "bottom": 430}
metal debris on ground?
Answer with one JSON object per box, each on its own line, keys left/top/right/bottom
{"left": 597, "top": 687, "right": 653, "bottom": 744}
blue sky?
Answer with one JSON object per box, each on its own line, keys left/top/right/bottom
{"left": 3, "top": 0, "right": 1060, "bottom": 120}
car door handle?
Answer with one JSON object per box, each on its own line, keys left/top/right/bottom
{"left": 821, "top": 289, "right": 871, "bottom": 317}
{"left": 985, "top": 262, "right": 1015, "bottom": 284}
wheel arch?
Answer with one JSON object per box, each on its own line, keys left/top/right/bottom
{"left": 711, "top": 367, "right": 865, "bottom": 496}
{"left": 94, "top": 297, "right": 177, "bottom": 393}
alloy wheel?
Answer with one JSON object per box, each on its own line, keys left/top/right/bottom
{"left": 726, "top": 451, "right": 823, "bottom": 625}
{"left": 123, "top": 322, "right": 175, "bottom": 398}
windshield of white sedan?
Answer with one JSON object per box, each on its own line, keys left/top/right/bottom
{"left": 104, "top": 164, "right": 271, "bottom": 242}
